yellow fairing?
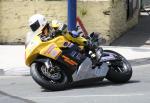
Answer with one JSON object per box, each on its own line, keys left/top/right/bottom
{"left": 25, "top": 35, "right": 70, "bottom": 66}
{"left": 25, "top": 33, "right": 87, "bottom": 66}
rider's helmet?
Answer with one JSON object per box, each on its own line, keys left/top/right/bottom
{"left": 28, "top": 14, "right": 48, "bottom": 34}
{"left": 51, "top": 20, "right": 61, "bottom": 30}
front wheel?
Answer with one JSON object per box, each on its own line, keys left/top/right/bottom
{"left": 105, "top": 50, "right": 132, "bottom": 83}
{"left": 30, "top": 62, "right": 71, "bottom": 91}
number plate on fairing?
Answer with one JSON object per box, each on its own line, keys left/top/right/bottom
{"left": 40, "top": 44, "right": 62, "bottom": 60}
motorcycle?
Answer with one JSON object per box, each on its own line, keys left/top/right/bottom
{"left": 25, "top": 32, "right": 132, "bottom": 91}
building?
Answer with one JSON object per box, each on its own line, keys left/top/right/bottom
{"left": 78, "top": 0, "right": 141, "bottom": 45}
{"left": 0, "top": 0, "right": 140, "bottom": 45}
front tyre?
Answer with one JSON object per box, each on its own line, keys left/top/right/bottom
{"left": 30, "top": 63, "right": 70, "bottom": 91}
{"left": 105, "top": 50, "right": 132, "bottom": 83}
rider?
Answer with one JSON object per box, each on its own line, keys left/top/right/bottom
{"left": 28, "top": 14, "right": 100, "bottom": 67}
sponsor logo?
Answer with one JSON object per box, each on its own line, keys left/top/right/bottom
{"left": 62, "top": 55, "right": 78, "bottom": 66}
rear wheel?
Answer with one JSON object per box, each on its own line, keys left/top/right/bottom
{"left": 30, "top": 62, "right": 71, "bottom": 91}
{"left": 105, "top": 50, "right": 132, "bottom": 83}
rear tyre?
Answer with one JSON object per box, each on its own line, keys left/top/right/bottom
{"left": 30, "top": 62, "right": 71, "bottom": 91}
{"left": 105, "top": 50, "right": 132, "bottom": 83}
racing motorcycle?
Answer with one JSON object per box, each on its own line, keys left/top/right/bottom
{"left": 25, "top": 32, "right": 132, "bottom": 91}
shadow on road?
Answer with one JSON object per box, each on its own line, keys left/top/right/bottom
{"left": 41, "top": 80, "right": 140, "bottom": 92}
{"left": 71, "top": 80, "right": 140, "bottom": 90}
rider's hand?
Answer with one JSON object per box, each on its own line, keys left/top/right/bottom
{"left": 70, "top": 30, "right": 80, "bottom": 38}
{"left": 85, "top": 40, "right": 96, "bottom": 50}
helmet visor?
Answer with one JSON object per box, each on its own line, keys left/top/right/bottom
{"left": 30, "top": 20, "right": 40, "bottom": 32}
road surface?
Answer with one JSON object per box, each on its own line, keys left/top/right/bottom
{"left": 0, "top": 63, "right": 150, "bottom": 103}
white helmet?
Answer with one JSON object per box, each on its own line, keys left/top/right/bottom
{"left": 28, "top": 14, "right": 47, "bottom": 34}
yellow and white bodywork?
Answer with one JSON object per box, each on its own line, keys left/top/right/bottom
{"left": 25, "top": 33, "right": 87, "bottom": 66}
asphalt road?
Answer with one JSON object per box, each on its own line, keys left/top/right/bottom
{"left": 0, "top": 64, "right": 150, "bottom": 103}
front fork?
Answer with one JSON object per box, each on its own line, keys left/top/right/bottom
{"left": 34, "top": 58, "right": 52, "bottom": 69}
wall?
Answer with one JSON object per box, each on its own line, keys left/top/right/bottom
{"left": 78, "top": 0, "right": 140, "bottom": 44}
{"left": 0, "top": 0, "right": 67, "bottom": 44}
{"left": 77, "top": 0, "right": 111, "bottom": 38}
{"left": 0, "top": 0, "right": 140, "bottom": 45}
{"left": 108, "top": 0, "right": 139, "bottom": 44}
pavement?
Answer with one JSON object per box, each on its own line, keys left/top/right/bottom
{"left": 0, "top": 45, "right": 29, "bottom": 76}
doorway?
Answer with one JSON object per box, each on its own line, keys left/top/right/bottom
{"left": 127, "top": 0, "right": 139, "bottom": 20}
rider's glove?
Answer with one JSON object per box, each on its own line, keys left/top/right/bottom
{"left": 89, "top": 32, "right": 99, "bottom": 42}
{"left": 69, "top": 30, "right": 80, "bottom": 38}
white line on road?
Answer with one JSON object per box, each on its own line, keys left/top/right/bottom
{"left": 26, "top": 93, "right": 144, "bottom": 99}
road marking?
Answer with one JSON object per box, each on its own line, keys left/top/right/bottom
{"left": 26, "top": 93, "right": 144, "bottom": 99}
